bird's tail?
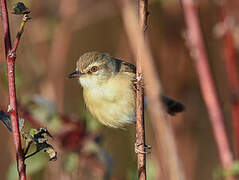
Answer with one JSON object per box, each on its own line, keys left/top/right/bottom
{"left": 161, "top": 95, "right": 185, "bottom": 115}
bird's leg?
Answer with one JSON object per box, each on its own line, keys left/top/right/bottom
{"left": 132, "top": 79, "right": 138, "bottom": 91}
{"left": 133, "top": 73, "right": 144, "bottom": 91}
{"left": 135, "top": 142, "right": 152, "bottom": 154}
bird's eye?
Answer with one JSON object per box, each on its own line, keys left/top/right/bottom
{"left": 90, "top": 66, "right": 99, "bottom": 72}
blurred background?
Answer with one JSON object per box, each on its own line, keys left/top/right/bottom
{"left": 0, "top": 0, "right": 239, "bottom": 179}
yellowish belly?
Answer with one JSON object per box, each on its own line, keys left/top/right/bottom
{"left": 83, "top": 75, "right": 136, "bottom": 128}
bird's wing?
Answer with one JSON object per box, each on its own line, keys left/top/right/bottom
{"left": 113, "top": 58, "right": 136, "bottom": 74}
{"left": 113, "top": 58, "right": 185, "bottom": 116}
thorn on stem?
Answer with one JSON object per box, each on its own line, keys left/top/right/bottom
{"left": 22, "top": 14, "right": 31, "bottom": 22}
{"left": 135, "top": 142, "right": 152, "bottom": 154}
{"left": 7, "top": 105, "right": 14, "bottom": 113}
{"left": 8, "top": 51, "right": 16, "bottom": 58}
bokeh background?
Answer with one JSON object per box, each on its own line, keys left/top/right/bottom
{"left": 0, "top": 0, "right": 239, "bottom": 179}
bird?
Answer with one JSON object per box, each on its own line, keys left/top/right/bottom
{"left": 68, "top": 52, "right": 185, "bottom": 128}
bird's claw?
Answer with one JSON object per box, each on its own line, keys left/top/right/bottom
{"left": 132, "top": 74, "right": 144, "bottom": 91}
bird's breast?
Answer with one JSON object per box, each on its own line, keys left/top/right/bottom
{"left": 83, "top": 74, "right": 136, "bottom": 128}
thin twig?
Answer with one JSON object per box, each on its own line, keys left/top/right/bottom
{"left": 23, "top": 141, "right": 33, "bottom": 157}
{"left": 135, "top": 0, "right": 149, "bottom": 179}
{"left": 12, "top": 14, "right": 30, "bottom": 53}
{"left": 0, "top": 1, "right": 29, "bottom": 180}
{"left": 180, "top": 0, "right": 235, "bottom": 178}
{"left": 24, "top": 150, "right": 39, "bottom": 160}
{"left": 120, "top": 1, "right": 185, "bottom": 180}
{"left": 219, "top": 4, "right": 239, "bottom": 158}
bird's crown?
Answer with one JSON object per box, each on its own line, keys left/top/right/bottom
{"left": 76, "top": 52, "right": 111, "bottom": 73}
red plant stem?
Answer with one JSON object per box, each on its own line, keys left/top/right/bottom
{"left": 181, "top": 0, "right": 235, "bottom": 176}
{"left": 121, "top": 1, "right": 185, "bottom": 180}
{"left": 7, "top": 55, "right": 26, "bottom": 180}
{"left": 0, "top": 0, "right": 27, "bottom": 180}
{"left": 0, "top": 0, "right": 11, "bottom": 55}
{"left": 220, "top": 5, "right": 239, "bottom": 158}
{"left": 12, "top": 16, "right": 28, "bottom": 52}
{"left": 135, "top": 0, "right": 148, "bottom": 179}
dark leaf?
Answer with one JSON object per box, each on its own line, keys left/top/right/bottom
{"left": 12, "top": 2, "right": 31, "bottom": 15}
{"left": 0, "top": 110, "right": 12, "bottom": 131}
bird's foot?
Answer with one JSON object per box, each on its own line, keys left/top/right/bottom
{"left": 135, "top": 142, "right": 152, "bottom": 154}
{"left": 132, "top": 74, "right": 144, "bottom": 91}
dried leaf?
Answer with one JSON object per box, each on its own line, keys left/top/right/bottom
{"left": 0, "top": 110, "right": 12, "bottom": 131}
{"left": 23, "top": 128, "right": 57, "bottom": 161}
{"left": 12, "top": 2, "right": 30, "bottom": 15}
{"left": 0, "top": 110, "right": 25, "bottom": 132}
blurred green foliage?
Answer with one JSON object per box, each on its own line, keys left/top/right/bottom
{"left": 8, "top": 152, "right": 49, "bottom": 180}
{"left": 63, "top": 153, "right": 79, "bottom": 173}
{"left": 213, "top": 161, "right": 239, "bottom": 179}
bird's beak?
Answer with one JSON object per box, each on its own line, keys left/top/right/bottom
{"left": 68, "top": 71, "right": 83, "bottom": 78}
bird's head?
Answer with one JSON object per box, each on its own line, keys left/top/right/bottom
{"left": 68, "top": 52, "right": 116, "bottom": 89}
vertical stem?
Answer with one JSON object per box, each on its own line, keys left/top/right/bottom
{"left": 220, "top": 5, "right": 239, "bottom": 158}
{"left": 0, "top": 0, "right": 11, "bottom": 55}
{"left": 120, "top": 1, "right": 185, "bottom": 180}
{"left": 7, "top": 55, "right": 26, "bottom": 180}
{"left": 136, "top": 1, "right": 148, "bottom": 179}
{"left": 181, "top": 0, "right": 235, "bottom": 178}
{"left": 0, "top": 0, "right": 27, "bottom": 179}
